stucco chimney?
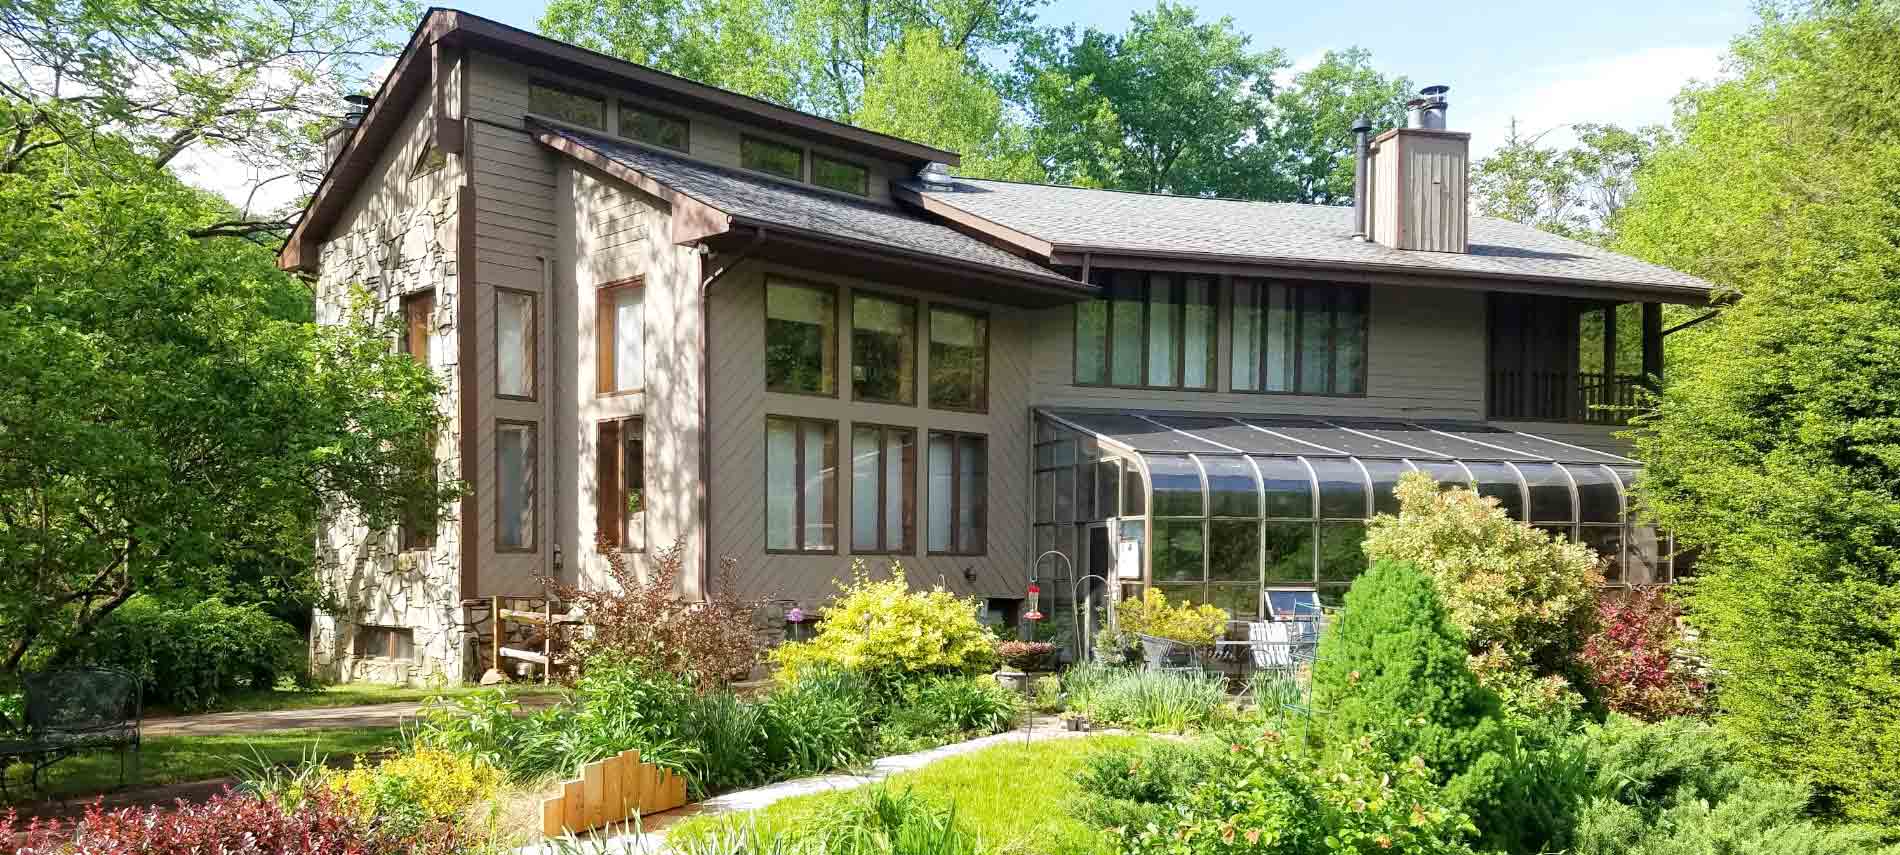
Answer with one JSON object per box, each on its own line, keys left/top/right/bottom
{"left": 1366, "top": 85, "right": 1469, "bottom": 253}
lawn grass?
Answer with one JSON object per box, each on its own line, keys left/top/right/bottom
{"left": 667, "top": 734, "right": 1154, "bottom": 855}
{"left": 145, "top": 682, "right": 567, "bottom": 718}
{"left": 2, "top": 726, "right": 404, "bottom": 802}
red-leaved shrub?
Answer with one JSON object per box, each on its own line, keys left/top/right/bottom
{"left": 1578, "top": 586, "right": 1708, "bottom": 720}
{"left": 554, "top": 536, "right": 768, "bottom": 688}
{"left": 1, "top": 789, "right": 461, "bottom": 854}
{"left": 995, "top": 640, "right": 1056, "bottom": 670}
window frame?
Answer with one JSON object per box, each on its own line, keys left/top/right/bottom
{"left": 927, "top": 303, "right": 990, "bottom": 414}
{"left": 741, "top": 134, "right": 806, "bottom": 181}
{"left": 353, "top": 625, "right": 415, "bottom": 661}
{"left": 926, "top": 429, "right": 988, "bottom": 556}
{"left": 1072, "top": 270, "right": 1217, "bottom": 391}
{"left": 850, "top": 422, "right": 917, "bottom": 555}
{"left": 399, "top": 292, "right": 435, "bottom": 551}
{"left": 494, "top": 418, "right": 539, "bottom": 553}
{"left": 1229, "top": 279, "right": 1370, "bottom": 397}
{"left": 495, "top": 286, "right": 537, "bottom": 401}
{"left": 764, "top": 276, "right": 840, "bottom": 398}
{"left": 596, "top": 277, "right": 644, "bottom": 397}
{"left": 811, "top": 151, "right": 870, "bottom": 196}
{"left": 765, "top": 415, "right": 840, "bottom": 555}
{"left": 596, "top": 417, "right": 647, "bottom": 553}
{"left": 849, "top": 290, "right": 920, "bottom": 406}
{"left": 616, "top": 101, "right": 690, "bottom": 152}
{"left": 526, "top": 80, "right": 606, "bottom": 131}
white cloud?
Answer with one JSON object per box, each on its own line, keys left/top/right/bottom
{"left": 1272, "top": 47, "right": 1332, "bottom": 90}
{"left": 1459, "top": 44, "right": 1728, "bottom": 157}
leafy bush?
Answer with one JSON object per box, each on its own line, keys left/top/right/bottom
{"left": 1031, "top": 674, "right": 1064, "bottom": 713}
{"left": 77, "top": 595, "right": 306, "bottom": 711}
{"left": 684, "top": 689, "right": 768, "bottom": 797}
{"left": 1113, "top": 588, "right": 1230, "bottom": 647}
{"left": 769, "top": 564, "right": 1000, "bottom": 684}
{"left": 323, "top": 749, "right": 502, "bottom": 835}
{"left": 412, "top": 688, "right": 569, "bottom": 781}
{"left": 1067, "top": 739, "right": 1219, "bottom": 832}
{"left": 759, "top": 667, "right": 876, "bottom": 777}
{"left": 1578, "top": 588, "right": 1707, "bottom": 720}
{"left": 553, "top": 536, "right": 764, "bottom": 688}
{"left": 0, "top": 788, "right": 463, "bottom": 854}
{"left": 875, "top": 674, "right": 1020, "bottom": 754}
{"left": 1363, "top": 472, "right": 1601, "bottom": 702}
{"left": 1063, "top": 663, "right": 1230, "bottom": 733}
{"left": 995, "top": 640, "right": 1055, "bottom": 671}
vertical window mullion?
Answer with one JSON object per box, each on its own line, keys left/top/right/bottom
{"left": 1327, "top": 288, "right": 1340, "bottom": 395}
{"left": 1173, "top": 274, "right": 1187, "bottom": 389}
{"left": 794, "top": 421, "right": 806, "bottom": 551}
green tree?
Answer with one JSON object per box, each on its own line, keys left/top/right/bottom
{"left": 1617, "top": 0, "right": 1900, "bottom": 824}
{"left": 1017, "top": 1, "right": 1286, "bottom": 196}
{"left": 856, "top": 30, "right": 1042, "bottom": 181}
{"left": 539, "top": 0, "right": 1043, "bottom": 121}
{"left": 1259, "top": 48, "right": 1412, "bottom": 204}
{"left": 1472, "top": 119, "right": 1664, "bottom": 243}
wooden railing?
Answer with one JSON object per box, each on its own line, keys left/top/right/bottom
{"left": 1488, "top": 370, "right": 1643, "bottom": 424}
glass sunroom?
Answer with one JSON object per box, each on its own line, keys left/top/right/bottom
{"left": 1031, "top": 410, "right": 1679, "bottom": 631}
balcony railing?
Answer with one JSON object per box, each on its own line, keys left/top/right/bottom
{"left": 1488, "top": 370, "right": 1644, "bottom": 424}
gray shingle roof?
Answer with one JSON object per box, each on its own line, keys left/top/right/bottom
{"left": 907, "top": 178, "right": 1714, "bottom": 296}
{"left": 537, "top": 124, "right": 1078, "bottom": 287}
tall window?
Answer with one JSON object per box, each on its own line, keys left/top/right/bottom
{"left": 497, "top": 289, "right": 535, "bottom": 399}
{"left": 529, "top": 82, "right": 604, "bottom": 130}
{"left": 496, "top": 420, "right": 537, "bottom": 551}
{"left": 812, "top": 153, "right": 869, "bottom": 196}
{"left": 742, "top": 135, "right": 803, "bottom": 180}
{"left": 1074, "top": 271, "right": 1215, "bottom": 389}
{"left": 851, "top": 425, "right": 915, "bottom": 553}
{"left": 766, "top": 279, "right": 837, "bottom": 395}
{"left": 852, "top": 293, "right": 916, "bottom": 404}
{"left": 927, "top": 431, "right": 986, "bottom": 555}
{"left": 618, "top": 103, "right": 688, "bottom": 151}
{"left": 400, "top": 292, "right": 435, "bottom": 551}
{"left": 1231, "top": 279, "right": 1368, "bottom": 395}
{"left": 596, "top": 419, "right": 646, "bottom": 552}
{"left": 929, "top": 306, "right": 988, "bottom": 412}
{"left": 596, "top": 279, "right": 643, "bottom": 394}
{"left": 766, "top": 417, "right": 837, "bottom": 552}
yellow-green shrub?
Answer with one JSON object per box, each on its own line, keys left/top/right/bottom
{"left": 1115, "top": 588, "right": 1229, "bottom": 647}
{"left": 325, "top": 748, "right": 502, "bottom": 824}
{"left": 770, "top": 563, "right": 999, "bottom": 683}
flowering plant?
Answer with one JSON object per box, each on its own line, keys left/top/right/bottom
{"left": 769, "top": 563, "right": 1000, "bottom": 683}
{"left": 995, "top": 640, "right": 1056, "bottom": 670}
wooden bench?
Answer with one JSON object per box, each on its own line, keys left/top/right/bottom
{"left": 0, "top": 667, "right": 141, "bottom": 798}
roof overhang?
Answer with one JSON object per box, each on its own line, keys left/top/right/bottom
{"left": 279, "top": 7, "right": 961, "bottom": 273}
{"left": 539, "top": 131, "right": 1094, "bottom": 308}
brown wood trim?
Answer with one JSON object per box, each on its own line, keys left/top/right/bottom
{"left": 457, "top": 181, "right": 479, "bottom": 599}
{"left": 892, "top": 185, "right": 1057, "bottom": 259}
{"left": 494, "top": 418, "right": 539, "bottom": 553}
{"left": 494, "top": 286, "right": 538, "bottom": 401}
{"left": 596, "top": 276, "right": 645, "bottom": 395}
{"left": 926, "top": 303, "right": 990, "bottom": 414}
{"left": 431, "top": 41, "right": 464, "bottom": 155}
{"left": 596, "top": 420, "right": 621, "bottom": 548}
{"left": 848, "top": 290, "right": 920, "bottom": 407}
{"left": 730, "top": 221, "right": 1089, "bottom": 301}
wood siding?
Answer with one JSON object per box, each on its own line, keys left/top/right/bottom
{"left": 1369, "top": 129, "right": 1469, "bottom": 253}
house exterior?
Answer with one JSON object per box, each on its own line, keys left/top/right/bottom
{"left": 281, "top": 9, "right": 1714, "bottom": 684}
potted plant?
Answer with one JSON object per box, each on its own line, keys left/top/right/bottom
{"left": 995, "top": 640, "right": 1055, "bottom": 694}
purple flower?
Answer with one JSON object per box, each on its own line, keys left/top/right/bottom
{"left": 786, "top": 607, "right": 805, "bottom": 624}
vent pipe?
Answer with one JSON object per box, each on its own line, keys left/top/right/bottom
{"left": 321, "top": 93, "right": 375, "bottom": 172}
{"left": 1350, "top": 114, "right": 1372, "bottom": 241}
{"left": 1406, "top": 85, "right": 1449, "bottom": 130}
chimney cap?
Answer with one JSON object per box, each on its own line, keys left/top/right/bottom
{"left": 1350, "top": 114, "right": 1373, "bottom": 133}
{"left": 1419, "top": 84, "right": 1449, "bottom": 98}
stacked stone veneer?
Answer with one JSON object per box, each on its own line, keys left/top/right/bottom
{"left": 309, "top": 189, "right": 467, "bottom": 685}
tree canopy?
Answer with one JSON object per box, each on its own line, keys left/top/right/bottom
{"left": 1618, "top": 0, "right": 1900, "bottom": 824}
{"left": 1471, "top": 120, "right": 1665, "bottom": 244}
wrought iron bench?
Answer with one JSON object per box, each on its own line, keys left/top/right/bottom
{"left": 0, "top": 667, "right": 141, "bottom": 798}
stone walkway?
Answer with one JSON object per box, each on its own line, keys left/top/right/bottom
{"left": 524, "top": 715, "right": 1098, "bottom": 854}
{"left": 143, "top": 693, "right": 563, "bottom": 736}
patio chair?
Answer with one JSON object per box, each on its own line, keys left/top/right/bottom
{"left": 0, "top": 667, "right": 142, "bottom": 799}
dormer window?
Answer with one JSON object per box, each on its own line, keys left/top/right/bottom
{"left": 619, "top": 103, "right": 689, "bottom": 152}
{"left": 528, "top": 82, "right": 604, "bottom": 130}
{"left": 742, "top": 135, "right": 803, "bottom": 180}
{"left": 813, "top": 153, "right": 869, "bottom": 196}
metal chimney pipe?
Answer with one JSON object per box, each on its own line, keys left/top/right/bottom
{"left": 1350, "top": 114, "right": 1372, "bottom": 241}
{"left": 1407, "top": 85, "right": 1449, "bottom": 129}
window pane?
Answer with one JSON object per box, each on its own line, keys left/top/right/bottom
{"left": 1109, "top": 272, "right": 1144, "bottom": 386}
{"left": 1626, "top": 525, "right": 1662, "bottom": 585}
{"left": 812, "top": 154, "right": 869, "bottom": 195}
{"left": 1096, "top": 459, "right": 1121, "bottom": 518}
{"left": 766, "top": 418, "right": 798, "bottom": 550}
{"left": 801, "top": 421, "right": 836, "bottom": 550}
{"left": 612, "top": 287, "right": 643, "bottom": 392}
{"left": 1183, "top": 277, "right": 1215, "bottom": 389}
{"left": 1299, "top": 288, "right": 1333, "bottom": 392}
{"left": 1055, "top": 467, "right": 1075, "bottom": 523}
{"left": 1413, "top": 460, "right": 1472, "bottom": 490}
{"left": 1148, "top": 455, "right": 1204, "bottom": 517}
{"left": 529, "top": 83, "right": 604, "bottom": 129}
{"left": 852, "top": 294, "right": 915, "bottom": 404}
{"left": 1208, "top": 520, "right": 1260, "bottom": 581}
{"left": 1035, "top": 470, "right": 1055, "bottom": 524}
{"left": 619, "top": 104, "right": 688, "bottom": 150}
{"left": 1210, "top": 584, "right": 1260, "bottom": 621}
{"left": 1580, "top": 526, "right": 1623, "bottom": 583}
{"left": 927, "top": 434, "right": 953, "bottom": 552}
{"left": 1362, "top": 459, "right": 1410, "bottom": 515}
{"left": 1204, "top": 456, "right": 1259, "bottom": 517}
{"left": 1267, "top": 589, "right": 1321, "bottom": 621}
{"left": 929, "top": 307, "right": 988, "bottom": 411}
{"left": 402, "top": 293, "right": 433, "bottom": 363}
{"left": 1466, "top": 462, "right": 1525, "bottom": 521}
{"left": 1265, "top": 283, "right": 1295, "bottom": 392}
{"left": 1231, "top": 281, "right": 1260, "bottom": 391}
{"left": 623, "top": 423, "right": 646, "bottom": 551}
{"left": 1256, "top": 456, "right": 1314, "bottom": 519}
{"left": 1075, "top": 460, "right": 1096, "bottom": 520}
{"left": 1518, "top": 462, "right": 1575, "bottom": 523}
{"left": 498, "top": 291, "right": 534, "bottom": 398}
{"left": 853, "top": 427, "right": 882, "bottom": 551}
{"left": 1333, "top": 287, "right": 1367, "bottom": 394}
{"left": 1263, "top": 522, "right": 1314, "bottom": 582}
{"left": 1076, "top": 300, "right": 1107, "bottom": 384}
{"left": 1147, "top": 275, "right": 1178, "bottom": 385}
{"left": 742, "top": 135, "right": 802, "bottom": 179}
{"left": 1152, "top": 520, "right": 1204, "bottom": 582}
{"left": 957, "top": 435, "right": 986, "bottom": 552}
{"left": 890, "top": 430, "right": 914, "bottom": 551}
{"left": 497, "top": 422, "right": 536, "bottom": 550}
{"left": 1318, "top": 521, "right": 1367, "bottom": 582}
{"left": 1570, "top": 464, "right": 1623, "bottom": 523}
{"left": 1309, "top": 458, "right": 1368, "bottom": 518}
{"left": 1122, "top": 461, "right": 1147, "bottom": 516}
{"left": 766, "top": 281, "right": 835, "bottom": 395}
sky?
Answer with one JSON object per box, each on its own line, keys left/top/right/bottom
{"left": 180, "top": 0, "right": 1757, "bottom": 211}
